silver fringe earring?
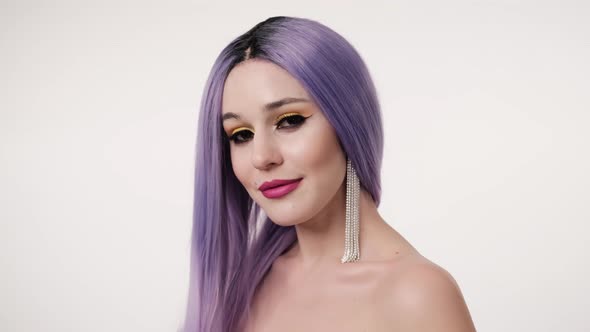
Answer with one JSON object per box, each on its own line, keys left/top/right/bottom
{"left": 341, "top": 158, "right": 360, "bottom": 263}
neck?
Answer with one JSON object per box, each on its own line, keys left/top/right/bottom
{"left": 285, "top": 183, "right": 385, "bottom": 269}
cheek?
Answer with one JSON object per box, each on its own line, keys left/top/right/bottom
{"left": 286, "top": 122, "right": 345, "bottom": 174}
{"left": 230, "top": 147, "right": 250, "bottom": 186}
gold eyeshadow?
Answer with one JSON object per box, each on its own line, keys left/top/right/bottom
{"left": 274, "top": 112, "right": 301, "bottom": 124}
{"left": 230, "top": 126, "right": 252, "bottom": 136}
{"left": 228, "top": 111, "right": 306, "bottom": 136}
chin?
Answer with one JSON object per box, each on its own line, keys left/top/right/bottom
{"left": 265, "top": 212, "right": 307, "bottom": 227}
{"left": 266, "top": 216, "right": 298, "bottom": 227}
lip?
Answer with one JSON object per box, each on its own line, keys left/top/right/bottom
{"left": 259, "top": 178, "right": 303, "bottom": 199}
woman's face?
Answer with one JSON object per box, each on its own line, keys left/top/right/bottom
{"left": 221, "top": 59, "right": 347, "bottom": 226}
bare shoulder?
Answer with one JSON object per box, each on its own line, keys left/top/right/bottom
{"left": 377, "top": 254, "right": 477, "bottom": 332}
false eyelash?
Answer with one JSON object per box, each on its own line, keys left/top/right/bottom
{"left": 275, "top": 113, "right": 307, "bottom": 129}
{"left": 228, "top": 129, "right": 253, "bottom": 144}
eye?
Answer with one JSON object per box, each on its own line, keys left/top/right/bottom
{"left": 228, "top": 129, "right": 254, "bottom": 145}
{"left": 276, "top": 114, "right": 307, "bottom": 129}
{"left": 228, "top": 114, "right": 310, "bottom": 145}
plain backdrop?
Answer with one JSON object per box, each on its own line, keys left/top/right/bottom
{"left": 1, "top": 0, "right": 589, "bottom": 331}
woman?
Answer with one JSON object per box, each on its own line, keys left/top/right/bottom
{"left": 183, "top": 16, "right": 476, "bottom": 332}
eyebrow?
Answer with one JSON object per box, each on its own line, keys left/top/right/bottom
{"left": 222, "top": 97, "right": 310, "bottom": 122}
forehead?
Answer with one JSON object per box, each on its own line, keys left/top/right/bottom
{"left": 222, "top": 59, "right": 310, "bottom": 114}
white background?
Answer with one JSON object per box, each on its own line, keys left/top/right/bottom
{"left": 1, "top": 0, "right": 589, "bottom": 331}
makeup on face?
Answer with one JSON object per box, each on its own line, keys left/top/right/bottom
{"left": 259, "top": 178, "right": 303, "bottom": 199}
{"left": 226, "top": 111, "right": 312, "bottom": 145}
{"left": 220, "top": 60, "right": 347, "bottom": 227}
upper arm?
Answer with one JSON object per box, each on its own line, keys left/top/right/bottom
{"left": 385, "top": 262, "right": 476, "bottom": 332}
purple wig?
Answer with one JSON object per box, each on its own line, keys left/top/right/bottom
{"left": 182, "top": 16, "right": 384, "bottom": 332}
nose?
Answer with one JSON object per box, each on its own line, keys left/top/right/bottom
{"left": 251, "top": 131, "right": 282, "bottom": 170}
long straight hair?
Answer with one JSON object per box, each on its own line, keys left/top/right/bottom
{"left": 182, "top": 16, "right": 384, "bottom": 332}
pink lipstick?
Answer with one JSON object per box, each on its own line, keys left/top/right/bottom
{"left": 259, "top": 178, "right": 303, "bottom": 199}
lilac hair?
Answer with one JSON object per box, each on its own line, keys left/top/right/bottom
{"left": 181, "top": 16, "right": 384, "bottom": 332}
